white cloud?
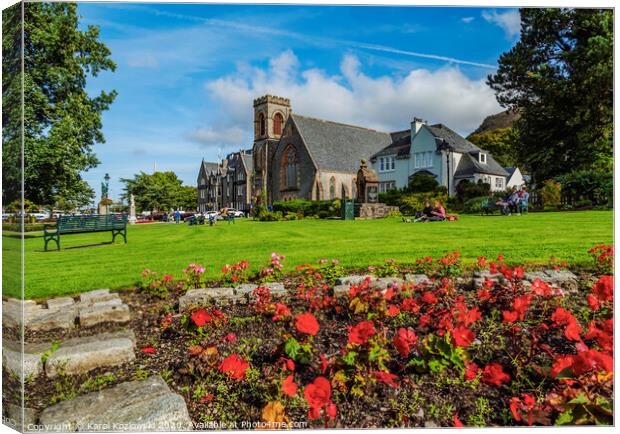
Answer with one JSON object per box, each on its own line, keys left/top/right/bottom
{"left": 482, "top": 9, "right": 521, "bottom": 39}
{"left": 185, "top": 126, "right": 246, "bottom": 148}
{"left": 203, "top": 51, "right": 502, "bottom": 137}
{"left": 462, "top": 17, "right": 475, "bottom": 24}
{"left": 126, "top": 52, "right": 159, "bottom": 68}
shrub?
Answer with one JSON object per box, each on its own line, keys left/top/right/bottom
{"left": 2, "top": 223, "right": 46, "bottom": 232}
{"left": 456, "top": 180, "right": 490, "bottom": 201}
{"left": 399, "top": 192, "right": 448, "bottom": 215}
{"left": 272, "top": 200, "right": 341, "bottom": 219}
{"left": 539, "top": 180, "right": 561, "bottom": 208}
{"left": 556, "top": 170, "right": 612, "bottom": 206}
{"left": 462, "top": 197, "right": 488, "bottom": 214}
{"left": 408, "top": 173, "right": 439, "bottom": 193}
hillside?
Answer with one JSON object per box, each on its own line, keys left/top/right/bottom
{"left": 469, "top": 110, "right": 520, "bottom": 137}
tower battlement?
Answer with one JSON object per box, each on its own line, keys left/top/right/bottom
{"left": 253, "top": 95, "right": 291, "bottom": 107}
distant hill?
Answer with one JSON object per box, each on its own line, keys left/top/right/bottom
{"left": 469, "top": 110, "right": 520, "bottom": 137}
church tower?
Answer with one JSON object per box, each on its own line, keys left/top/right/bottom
{"left": 252, "top": 95, "right": 292, "bottom": 205}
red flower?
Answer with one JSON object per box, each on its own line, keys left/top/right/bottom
{"left": 348, "top": 321, "right": 376, "bottom": 345}
{"left": 477, "top": 289, "right": 492, "bottom": 302}
{"left": 201, "top": 393, "right": 214, "bottom": 402}
{"left": 464, "top": 361, "right": 480, "bottom": 381}
{"left": 272, "top": 303, "right": 291, "bottom": 321}
{"left": 393, "top": 327, "right": 417, "bottom": 357}
{"left": 386, "top": 305, "right": 401, "bottom": 317}
{"left": 141, "top": 346, "right": 156, "bottom": 354}
{"left": 564, "top": 319, "right": 583, "bottom": 342}
{"left": 295, "top": 313, "right": 320, "bottom": 336}
{"left": 513, "top": 294, "right": 532, "bottom": 320}
{"left": 502, "top": 310, "right": 518, "bottom": 323}
{"left": 452, "top": 326, "right": 475, "bottom": 348}
{"left": 219, "top": 354, "right": 250, "bottom": 381}
{"left": 421, "top": 291, "right": 438, "bottom": 304}
{"left": 163, "top": 274, "right": 174, "bottom": 282}
{"left": 282, "top": 374, "right": 298, "bottom": 397}
{"left": 373, "top": 371, "right": 399, "bottom": 388}
{"left": 587, "top": 294, "right": 601, "bottom": 311}
{"left": 319, "top": 354, "right": 329, "bottom": 375}
{"left": 191, "top": 308, "right": 212, "bottom": 327}
{"left": 510, "top": 394, "right": 537, "bottom": 426}
{"left": 304, "top": 377, "right": 332, "bottom": 420}
{"left": 453, "top": 414, "right": 464, "bottom": 427}
{"left": 531, "top": 278, "right": 553, "bottom": 297}
{"left": 592, "top": 275, "right": 613, "bottom": 302}
{"left": 482, "top": 363, "right": 511, "bottom": 387}
{"left": 401, "top": 297, "right": 420, "bottom": 313}
{"left": 223, "top": 333, "right": 237, "bottom": 342}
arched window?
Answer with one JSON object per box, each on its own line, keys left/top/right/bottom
{"left": 258, "top": 113, "right": 266, "bottom": 136}
{"left": 329, "top": 177, "right": 336, "bottom": 200}
{"left": 273, "top": 113, "right": 284, "bottom": 135}
{"left": 280, "top": 145, "right": 299, "bottom": 190}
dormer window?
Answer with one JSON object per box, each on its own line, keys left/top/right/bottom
{"left": 479, "top": 153, "right": 487, "bottom": 164}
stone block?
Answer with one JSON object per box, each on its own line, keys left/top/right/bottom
{"left": 78, "top": 303, "right": 130, "bottom": 327}
{"left": 2, "top": 340, "right": 52, "bottom": 379}
{"left": 404, "top": 274, "right": 431, "bottom": 285}
{"left": 25, "top": 308, "right": 77, "bottom": 332}
{"left": 4, "top": 403, "right": 38, "bottom": 431}
{"left": 38, "top": 375, "right": 192, "bottom": 431}
{"left": 45, "top": 330, "right": 135, "bottom": 378}
{"left": 370, "top": 277, "right": 404, "bottom": 290}
{"left": 333, "top": 285, "right": 350, "bottom": 298}
{"left": 79, "top": 289, "right": 118, "bottom": 304}
{"left": 523, "top": 271, "right": 549, "bottom": 283}
{"left": 46, "top": 297, "right": 75, "bottom": 310}
{"left": 178, "top": 287, "right": 241, "bottom": 311}
{"left": 234, "top": 282, "right": 286, "bottom": 296}
{"left": 335, "top": 275, "right": 373, "bottom": 286}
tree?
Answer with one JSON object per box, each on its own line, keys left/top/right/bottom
{"left": 487, "top": 9, "right": 612, "bottom": 182}
{"left": 2, "top": 3, "right": 117, "bottom": 206}
{"left": 406, "top": 172, "right": 439, "bottom": 193}
{"left": 121, "top": 171, "right": 193, "bottom": 213}
{"left": 467, "top": 127, "right": 520, "bottom": 168}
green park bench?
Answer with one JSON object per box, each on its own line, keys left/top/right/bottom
{"left": 43, "top": 214, "right": 128, "bottom": 251}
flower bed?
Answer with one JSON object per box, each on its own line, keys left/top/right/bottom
{"left": 14, "top": 247, "right": 613, "bottom": 428}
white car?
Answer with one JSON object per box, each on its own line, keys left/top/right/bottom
{"left": 224, "top": 209, "right": 245, "bottom": 218}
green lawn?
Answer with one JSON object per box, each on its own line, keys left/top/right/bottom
{"left": 2, "top": 211, "right": 613, "bottom": 299}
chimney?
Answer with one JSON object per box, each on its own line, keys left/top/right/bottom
{"left": 411, "top": 117, "right": 426, "bottom": 136}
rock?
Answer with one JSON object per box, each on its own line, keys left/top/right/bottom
{"left": 2, "top": 340, "right": 52, "bottom": 379}
{"left": 4, "top": 403, "right": 38, "bottom": 431}
{"left": 46, "top": 297, "right": 75, "bottom": 310}
{"left": 178, "top": 287, "right": 241, "bottom": 311}
{"left": 45, "top": 330, "right": 135, "bottom": 378}
{"left": 523, "top": 271, "right": 549, "bottom": 283}
{"left": 543, "top": 269, "right": 579, "bottom": 293}
{"left": 234, "top": 282, "right": 286, "bottom": 296}
{"left": 404, "top": 274, "right": 431, "bottom": 285}
{"left": 473, "top": 270, "right": 500, "bottom": 278}
{"left": 335, "top": 275, "right": 373, "bottom": 286}
{"left": 332, "top": 285, "right": 350, "bottom": 298}
{"left": 79, "top": 289, "right": 118, "bottom": 304}
{"left": 424, "top": 421, "right": 438, "bottom": 428}
{"left": 544, "top": 269, "right": 578, "bottom": 281}
{"left": 38, "top": 375, "right": 192, "bottom": 431}
{"left": 370, "top": 277, "right": 404, "bottom": 290}
{"left": 78, "top": 303, "right": 130, "bottom": 327}
{"left": 28, "top": 308, "right": 77, "bottom": 332}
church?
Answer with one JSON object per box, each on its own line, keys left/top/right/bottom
{"left": 198, "top": 94, "right": 512, "bottom": 213}
{"left": 251, "top": 95, "right": 392, "bottom": 205}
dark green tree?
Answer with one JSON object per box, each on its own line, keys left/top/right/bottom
{"left": 487, "top": 8, "right": 612, "bottom": 182}
{"left": 2, "top": 3, "right": 117, "bottom": 207}
{"left": 121, "top": 171, "right": 194, "bottom": 213}
{"left": 467, "top": 127, "right": 520, "bottom": 168}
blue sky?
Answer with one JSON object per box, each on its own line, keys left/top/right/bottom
{"left": 77, "top": 3, "right": 521, "bottom": 202}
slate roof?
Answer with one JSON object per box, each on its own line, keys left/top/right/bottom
{"left": 371, "top": 133, "right": 411, "bottom": 159}
{"left": 240, "top": 153, "right": 253, "bottom": 173}
{"left": 427, "top": 124, "right": 508, "bottom": 177}
{"left": 504, "top": 167, "right": 517, "bottom": 177}
{"left": 291, "top": 114, "right": 393, "bottom": 173}
{"left": 201, "top": 161, "right": 219, "bottom": 176}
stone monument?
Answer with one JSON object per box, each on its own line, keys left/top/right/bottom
{"left": 355, "top": 160, "right": 399, "bottom": 219}
{"left": 97, "top": 173, "right": 111, "bottom": 215}
{"left": 129, "top": 194, "right": 137, "bottom": 224}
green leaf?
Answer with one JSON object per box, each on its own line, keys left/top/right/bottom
{"left": 568, "top": 393, "right": 589, "bottom": 405}
{"left": 555, "top": 409, "right": 573, "bottom": 426}
{"left": 284, "top": 338, "right": 301, "bottom": 360}
{"left": 342, "top": 351, "right": 357, "bottom": 366}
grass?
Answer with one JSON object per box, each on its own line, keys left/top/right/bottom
{"left": 2, "top": 211, "right": 613, "bottom": 299}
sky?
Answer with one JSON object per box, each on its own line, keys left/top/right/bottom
{"left": 77, "top": 3, "right": 522, "bottom": 202}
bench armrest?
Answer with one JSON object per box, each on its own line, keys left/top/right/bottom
{"left": 43, "top": 223, "right": 58, "bottom": 234}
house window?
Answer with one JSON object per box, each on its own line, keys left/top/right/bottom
{"left": 380, "top": 181, "right": 396, "bottom": 193}
{"left": 425, "top": 151, "right": 433, "bottom": 168}
{"left": 273, "top": 113, "right": 284, "bottom": 135}
{"left": 479, "top": 153, "right": 487, "bottom": 164}
{"left": 378, "top": 156, "right": 394, "bottom": 172}
{"left": 495, "top": 177, "right": 504, "bottom": 189}
{"left": 281, "top": 145, "right": 299, "bottom": 190}
{"left": 329, "top": 177, "right": 336, "bottom": 200}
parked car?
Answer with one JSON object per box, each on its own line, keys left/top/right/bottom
{"left": 224, "top": 208, "right": 245, "bottom": 218}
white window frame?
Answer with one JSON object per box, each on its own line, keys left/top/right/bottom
{"left": 495, "top": 177, "right": 503, "bottom": 189}
{"left": 479, "top": 153, "right": 487, "bottom": 164}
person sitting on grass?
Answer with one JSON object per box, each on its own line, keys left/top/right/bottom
{"left": 414, "top": 200, "right": 434, "bottom": 222}
{"left": 428, "top": 200, "right": 447, "bottom": 221}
